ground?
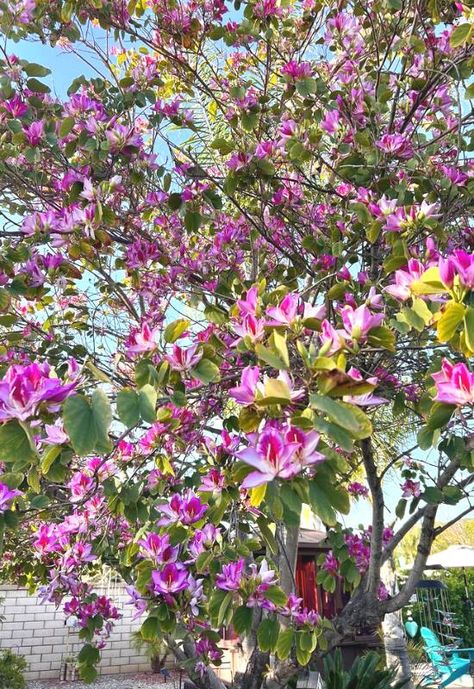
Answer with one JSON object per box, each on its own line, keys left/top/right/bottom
{"left": 27, "top": 672, "right": 183, "bottom": 689}
{"left": 26, "top": 673, "right": 474, "bottom": 689}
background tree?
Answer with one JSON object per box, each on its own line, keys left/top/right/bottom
{"left": 0, "top": 0, "right": 472, "bottom": 687}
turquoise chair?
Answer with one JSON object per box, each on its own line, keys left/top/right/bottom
{"left": 420, "top": 626, "right": 474, "bottom": 687}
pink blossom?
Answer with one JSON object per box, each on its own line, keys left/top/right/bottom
{"left": 376, "top": 133, "right": 414, "bottom": 159}
{"left": 319, "top": 319, "right": 348, "bottom": 355}
{"left": 432, "top": 359, "right": 474, "bottom": 406}
{"left": 237, "top": 287, "right": 259, "bottom": 317}
{"left": 0, "top": 362, "right": 77, "bottom": 423}
{"left": 401, "top": 479, "right": 421, "bottom": 498}
{"left": 152, "top": 563, "right": 189, "bottom": 594}
{"left": 0, "top": 482, "right": 22, "bottom": 512}
{"left": 439, "top": 250, "right": 474, "bottom": 290}
{"left": 138, "top": 533, "right": 179, "bottom": 563}
{"left": 340, "top": 304, "right": 384, "bottom": 341}
{"left": 158, "top": 490, "right": 207, "bottom": 526}
{"left": 197, "top": 468, "right": 225, "bottom": 493}
{"left": 232, "top": 314, "right": 266, "bottom": 345}
{"left": 216, "top": 558, "right": 244, "bottom": 590}
{"left": 348, "top": 482, "right": 369, "bottom": 498}
{"left": 126, "top": 323, "right": 160, "bottom": 355}
{"left": 229, "top": 366, "right": 260, "bottom": 405}
{"left": 284, "top": 426, "right": 325, "bottom": 469}
{"left": 281, "top": 61, "right": 312, "bottom": 81}
{"left": 43, "top": 420, "right": 69, "bottom": 445}
{"left": 24, "top": 120, "right": 44, "bottom": 146}
{"left": 165, "top": 344, "right": 202, "bottom": 371}
{"left": 320, "top": 110, "right": 340, "bottom": 135}
{"left": 385, "top": 259, "right": 425, "bottom": 301}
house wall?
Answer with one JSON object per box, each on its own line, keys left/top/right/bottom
{"left": 0, "top": 584, "right": 151, "bottom": 681}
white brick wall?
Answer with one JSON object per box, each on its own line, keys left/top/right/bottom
{"left": 0, "top": 584, "right": 151, "bottom": 681}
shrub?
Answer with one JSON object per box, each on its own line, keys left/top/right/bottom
{"left": 0, "top": 649, "right": 27, "bottom": 689}
{"left": 323, "top": 649, "right": 410, "bottom": 689}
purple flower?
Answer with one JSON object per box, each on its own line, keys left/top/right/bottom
{"left": 138, "top": 533, "right": 179, "bottom": 564}
{"left": 231, "top": 314, "right": 266, "bottom": 346}
{"left": 0, "top": 482, "right": 22, "bottom": 512}
{"left": 320, "top": 110, "right": 340, "bottom": 135}
{"left": 151, "top": 563, "right": 189, "bottom": 594}
{"left": 348, "top": 482, "right": 369, "bottom": 498}
{"left": 125, "top": 586, "right": 147, "bottom": 620}
{"left": 319, "top": 320, "right": 348, "bottom": 355}
{"left": 197, "top": 468, "right": 225, "bottom": 493}
{"left": 43, "top": 420, "right": 69, "bottom": 445}
{"left": 158, "top": 490, "right": 207, "bottom": 526}
{"left": 236, "top": 426, "right": 301, "bottom": 487}
{"left": 376, "top": 133, "right": 413, "bottom": 159}
{"left": 24, "top": 121, "right": 44, "bottom": 146}
{"left": 216, "top": 559, "right": 245, "bottom": 591}
{"left": 439, "top": 250, "right": 474, "bottom": 290}
{"left": 0, "top": 362, "right": 77, "bottom": 423}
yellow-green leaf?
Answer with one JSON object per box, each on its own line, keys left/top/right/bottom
{"left": 437, "top": 301, "right": 466, "bottom": 342}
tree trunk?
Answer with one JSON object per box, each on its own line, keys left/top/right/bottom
{"left": 381, "top": 560, "right": 414, "bottom": 688}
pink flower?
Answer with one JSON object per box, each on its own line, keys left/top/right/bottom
{"left": 377, "top": 582, "right": 390, "bottom": 601}
{"left": 432, "top": 359, "right": 474, "bottom": 407}
{"left": 284, "top": 426, "right": 325, "bottom": 468}
{"left": 237, "top": 287, "right": 259, "bottom": 317}
{"left": 320, "top": 110, "right": 340, "bottom": 135}
{"left": 43, "top": 420, "right": 69, "bottom": 445}
{"left": 138, "top": 533, "right": 179, "bottom": 563}
{"left": 281, "top": 61, "right": 312, "bottom": 81}
{"left": 376, "top": 133, "right": 413, "bottom": 159}
{"left": 385, "top": 259, "right": 425, "bottom": 301}
{"left": 68, "top": 471, "right": 94, "bottom": 503}
{"left": 33, "top": 524, "right": 58, "bottom": 555}
{"left": 344, "top": 368, "right": 387, "bottom": 407}
{"left": 197, "top": 468, "right": 225, "bottom": 494}
{"left": 439, "top": 250, "right": 474, "bottom": 290}
{"left": 0, "top": 362, "right": 77, "bottom": 423}
{"left": 232, "top": 314, "right": 266, "bottom": 345}
{"left": 0, "top": 482, "right": 22, "bottom": 512}
{"left": 401, "top": 479, "right": 421, "bottom": 498}
{"left": 348, "top": 482, "right": 369, "bottom": 498}
{"left": 216, "top": 559, "right": 244, "bottom": 590}
{"left": 319, "top": 320, "right": 348, "bottom": 355}
{"left": 229, "top": 366, "right": 260, "bottom": 405}
{"left": 126, "top": 323, "right": 160, "bottom": 355}
{"left": 23, "top": 120, "right": 44, "bottom": 146}
{"left": 266, "top": 293, "right": 299, "bottom": 326}
{"left": 165, "top": 344, "right": 202, "bottom": 371}
{"left": 340, "top": 305, "right": 384, "bottom": 341}
{"left": 152, "top": 563, "right": 189, "bottom": 594}
{"left": 158, "top": 490, "right": 207, "bottom": 526}
{"left": 236, "top": 425, "right": 301, "bottom": 487}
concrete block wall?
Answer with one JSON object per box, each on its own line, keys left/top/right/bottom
{"left": 0, "top": 584, "right": 151, "bottom": 681}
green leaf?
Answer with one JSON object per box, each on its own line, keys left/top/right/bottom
{"left": 23, "top": 63, "right": 51, "bottom": 77}
{"left": 117, "top": 389, "right": 140, "bottom": 427}
{"left": 257, "top": 378, "right": 292, "bottom": 406}
{"left": 417, "top": 425, "right": 437, "bottom": 450}
{"left": 164, "top": 318, "right": 190, "bottom": 343}
{"left": 276, "top": 628, "right": 294, "bottom": 660}
{"left": 217, "top": 591, "right": 233, "bottom": 627}
{"left": 395, "top": 499, "right": 407, "bottom": 520}
{"left": 310, "top": 395, "right": 372, "bottom": 439}
{"left": 78, "top": 665, "right": 98, "bottom": 683}
{"left": 184, "top": 211, "right": 202, "bottom": 233}
{"left": 256, "top": 516, "right": 278, "bottom": 554}
{"left": 141, "top": 616, "right": 160, "bottom": 641}
{"left": 422, "top": 487, "right": 444, "bottom": 504}
{"left": 232, "top": 605, "right": 253, "bottom": 635}
{"left": 41, "top": 445, "right": 62, "bottom": 474}
{"left": 437, "top": 301, "right": 465, "bottom": 342}
{"left": 263, "top": 585, "right": 288, "bottom": 607}
{"left": 257, "top": 617, "right": 279, "bottom": 653}
{"left": 138, "top": 384, "right": 157, "bottom": 423}
{"left": 78, "top": 644, "right": 100, "bottom": 664}
{"left": 0, "top": 421, "right": 36, "bottom": 463}
{"left": 191, "top": 359, "right": 220, "bottom": 384}
{"left": 427, "top": 402, "right": 456, "bottom": 430}
{"left": 464, "top": 307, "right": 474, "bottom": 352}
{"left": 296, "top": 77, "right": 317, "bottom": 97}
{"left": 26, "top": 78, "right": 51, "bottom": 93}
{"left": 450, "top": 23, "right": 472, "bottom": 48}
{"left": 59, "top": 117, "right": 76, "bottom": 137}
{"left": 63, "top": 391, "right": 112, "bottom": 456}
{"left": 0, "top": 288, "right": 11, "bottom": 311}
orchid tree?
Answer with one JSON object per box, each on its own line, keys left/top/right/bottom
{"left": 0, "top": 0, "right": 473, "bottom": 687}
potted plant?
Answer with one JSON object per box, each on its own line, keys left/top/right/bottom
{"left": 131, "top": 631, "right": 169, "bottom": 674}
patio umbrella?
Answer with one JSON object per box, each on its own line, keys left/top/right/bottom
{"left": 425, "top": 545, "right": 474, "bottom": 628}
